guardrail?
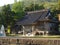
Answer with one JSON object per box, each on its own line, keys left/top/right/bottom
{"left": 0, "top": 37, "right": 60, "bottom": 45}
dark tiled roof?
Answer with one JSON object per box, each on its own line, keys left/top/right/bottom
{"left": 17, "top": 9, "right": 50, "bottom": 25}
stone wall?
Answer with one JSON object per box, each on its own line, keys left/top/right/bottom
{"left": 0, "top": 37, "right": 60, "bottom": 45}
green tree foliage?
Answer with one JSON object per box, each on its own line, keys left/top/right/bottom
{"left": 25, "top": 3, "right": 44, "bottom": 11}
{"left": 56, "top": 0, "right": 60, "bottom": 14}
{"left": 43, "top": 1, "right": 58, "bottom": 18}
{"left": 1, "top": 4, "right": 15, "bottom": 27}
{"left": 0, "top": 13, "right": 2, "bottom": 24}
{"left": 12, "top": 2, "right": 25, "bottom": 20}
{"left": 48, "top": 0, "right": 60, "bottom": 18}
{"left": 49, "top": 0, "right": 60, "bottom": 13}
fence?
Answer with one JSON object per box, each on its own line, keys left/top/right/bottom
{"left": 0, "top": 37, "right": 60, "bottom": 45}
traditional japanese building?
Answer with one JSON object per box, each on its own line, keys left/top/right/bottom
{"left": 16, "top": 9, "right": 59, "bottom": 35}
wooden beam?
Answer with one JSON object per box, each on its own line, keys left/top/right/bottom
{"left": 22, "top": 26, "right": 25, "bottom": 36}
{"left": 32, "top": 26, "right": 35, "bottom": 33}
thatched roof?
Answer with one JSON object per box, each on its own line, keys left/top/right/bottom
{"left": 16, "top": 9, "right": 57, "bottom": 25}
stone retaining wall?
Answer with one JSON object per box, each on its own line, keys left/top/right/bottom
{"left": 0, "top": 37, "right": 60, "bottom": 45}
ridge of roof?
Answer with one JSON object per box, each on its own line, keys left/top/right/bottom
{"left": 27, "top": 9, "right": 48, "bottom": 14}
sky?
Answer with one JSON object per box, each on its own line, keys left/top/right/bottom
{"left": 0, "top": 0, "right": 21, "bottom": 6}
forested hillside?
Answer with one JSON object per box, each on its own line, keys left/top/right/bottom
{"left": 22, "top": 0, "right": 58, "bottom": 7}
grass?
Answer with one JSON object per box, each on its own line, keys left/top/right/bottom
{"left": 20, "top": 35, "right": 60, "bottom": 38}
{"left": 6, "top": 34, "right": 60, "bottom": 38}
{"left": 5, "top": 33, "right": 60, "bottom": 38}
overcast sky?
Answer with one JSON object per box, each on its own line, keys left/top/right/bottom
{"left": 0, "top": 0, "right": 21, "bottom": 6}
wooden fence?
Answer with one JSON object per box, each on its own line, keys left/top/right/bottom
{"left": 0, "top": 37, "right": 60, "bottom": 45}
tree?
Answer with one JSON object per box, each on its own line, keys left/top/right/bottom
{"left": 58, "top": 0, "right": 60, "bottom": 10}
{"left": 0, "top": 4, "right": 16, "bottom": 34}
{"left": 55, "top": 0, "right": 60, "bottom": 14}
{"left": 0, "top": 13, "right": 2, "bottom": 25}
{"left": 25, "top": 3, "right": 44, "bottom": 11}
{"left": 12, "top": 2, "right": 25, "bottom": 20}
{"left": 1, "top": 4, "right": 15, "bottom": 27}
